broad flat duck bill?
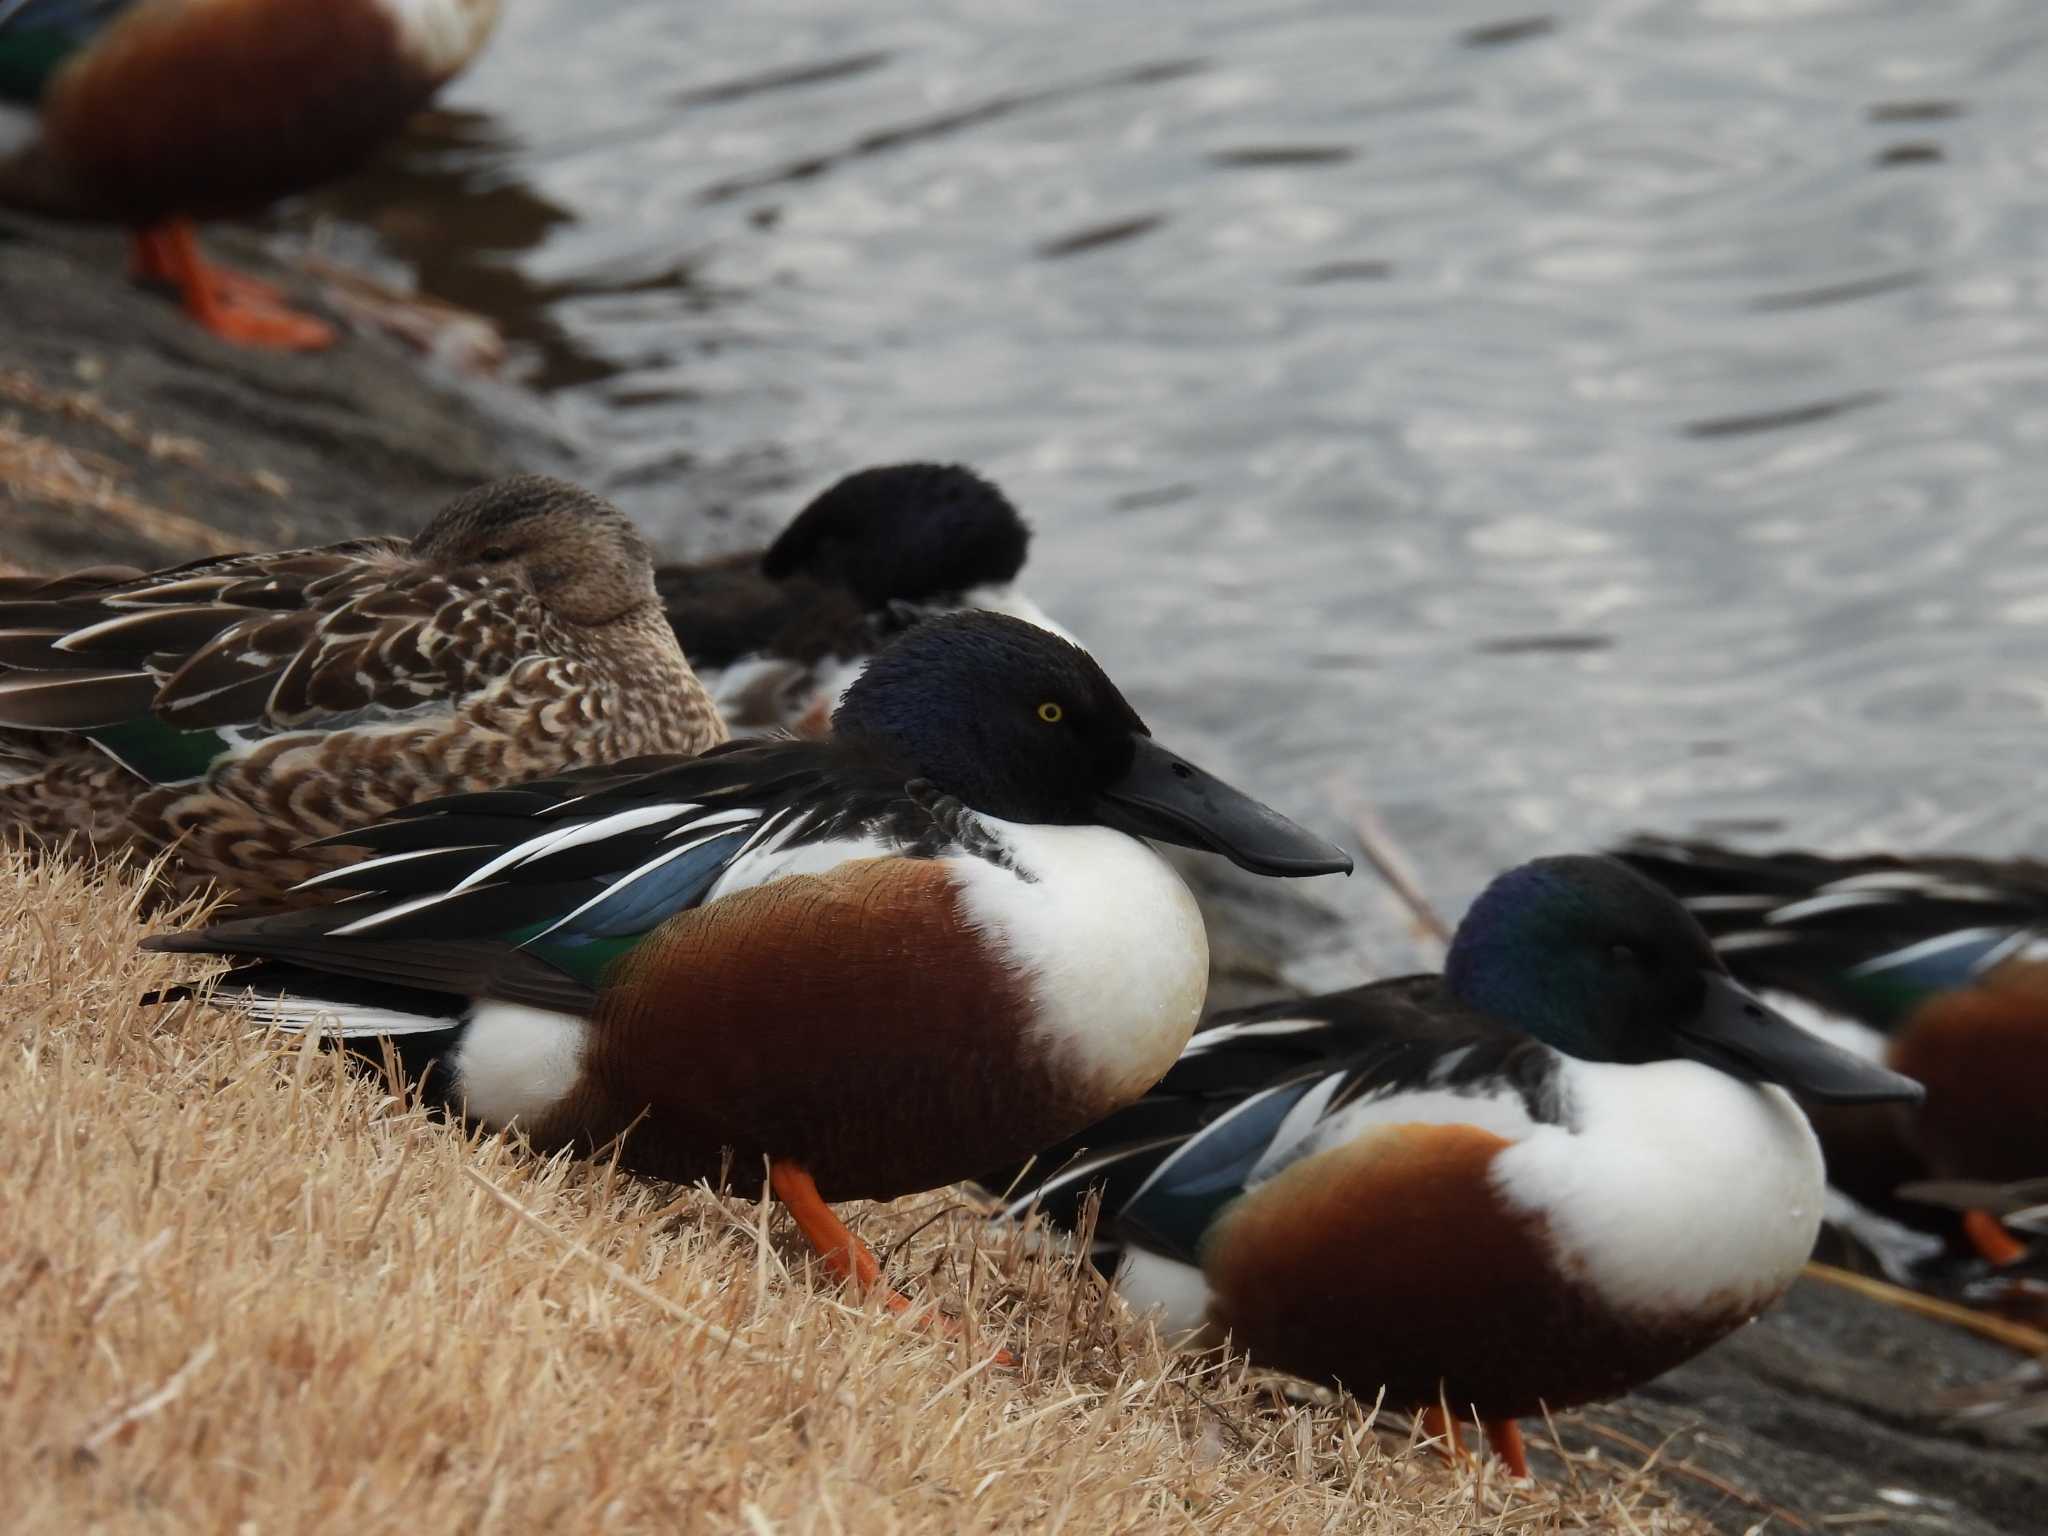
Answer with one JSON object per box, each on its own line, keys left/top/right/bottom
{"left": 1674, "top": 971, "right": 1925, "bottom": 1104}
{"left": 1094, "top": 735, "right": 1353, "bottom": 878}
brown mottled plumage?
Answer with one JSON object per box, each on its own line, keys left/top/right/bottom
{"left": 0, "top": 474, "right": 727, "bottom": 905}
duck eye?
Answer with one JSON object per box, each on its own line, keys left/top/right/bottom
{"left": 1036, "top": 701, "right": 1064, "bottom": 724}
{"left": 477, "top": 545, "right": 515, "bottom": 563}
{"left": 1610, "top": 943, "right": 1641, "bottom": 968}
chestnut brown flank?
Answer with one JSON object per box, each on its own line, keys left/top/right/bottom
{"left": 41, "top": 2, "right": 435, "bottom": 222}
{"left": 557, "top": 857, "right": 1099, "bottom": 1203}
{"left": 1891, "top": 966, "right": 2048, "bottom": 1181}
{"left": 1202, "top": 1122, "right": 1758, "bottom": 1419}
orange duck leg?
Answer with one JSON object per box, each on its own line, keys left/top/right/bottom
{"left": 1484, "top": 1417, "right": 1531, "bottom": 1478}
{"left": 1961, "top": 1208, "right": 2030, "bottom": 1268}
{"left": 1419, "top": 1403, "right": 1466, "bottom": 1463}
{"left": 770, "top": 1161, "right": 1015, "bottom": 1365}
{"left": 130, "top": 220, "right": 335, "bottom": 351}
{"left": 1420, "top": 1404, "right": 1530, "bottom": 1478}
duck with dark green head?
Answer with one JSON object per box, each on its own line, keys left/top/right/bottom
{"left": 1617, "top": 834, "right": 2048, "bottom": 1265}
{"left": 996, "top": 854, "right": 1923, "bottom": 1477}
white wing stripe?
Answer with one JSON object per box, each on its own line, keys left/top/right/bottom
{"left": 1847, "top": 926, "right": 2026, "bottom": 978}
{"left": 448, "top": 820, "right": 611, "bottom": 894}
{"left": 292, "top": 843, "right": 489, "bottom": 891}
{"left": 531, "top": 801, "right": 704, "bottom": 857}
{"left": 658, "top": 805, "right": 757, "bottom": 840}
{"left": 1182, "top": 1015, "right": 1324, "bottom": 1056}
{"left": 529, "top": 823, "right": 759, "bottom": 941}
{"left": 330, "top": 889, "right": 468, "bottom": 937}
{"left": 1768, "top": 891, "right": 1901, "bottom": 923}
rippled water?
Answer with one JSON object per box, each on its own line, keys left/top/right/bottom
{"left": 319, "top": 0, "right": 2048, "bottom": 976}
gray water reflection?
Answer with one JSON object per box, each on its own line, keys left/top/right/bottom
{"left": 337, "top": 0, "right": 2048, "bottom": 978}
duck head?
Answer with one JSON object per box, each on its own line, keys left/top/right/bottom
{"left": 1444, "top": 855, "right": 1924, "bottom": 1104}
{"left": 763, "top": 463, "right": 1075, "bottom": 639}
{"left": 412, "top": 474, "right": 658, "bottom": 627}
{"left": 834, "top": 611, "right": 1351, "bottom": 878}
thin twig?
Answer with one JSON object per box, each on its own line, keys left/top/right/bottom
{"left": 1801, "top": 1261, "right": 2048, "bottom": 1356}
{"left": 1341, "top": 801, "right": 1453, "bottom": 951}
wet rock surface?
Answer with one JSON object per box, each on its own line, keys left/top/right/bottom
{"left": 2, "top": 210, "right": 2041, "bottom": 1536}
{"left": 0, "top": 211, "right": 553, "bottom": 571}
{"left": 1584, "top": 1275, "right": 2044, "bottom": 1534}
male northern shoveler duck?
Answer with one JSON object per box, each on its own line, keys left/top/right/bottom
{"left": 0, "top": 474, "right": 726, "bottom": 905}
{"left": 1892, "top": 1176, "right": 2048, "bottom": 1311}
{"left": 144, "top": 612, "right": 1353, "bottom": 1334}
{"left": 0, "top": 0, "right": 500, "bottom": 348}
{"left": 657, "top": 462, "right": 1073, "bottom": 737}
{"left": 1616, "top": 836, "right": 2048, "bottom": 1265}
{"left": 993, "top": 855, "right": 1921, "bottom": 1475}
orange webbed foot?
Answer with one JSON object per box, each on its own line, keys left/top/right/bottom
{"left": 191, "top": 302, "right": 337, "bottom": 351}
{"left": 194, "top": 265, "right": 288, "bottom": 309}
{"left": 131, "top": 221, "right": 336, "bottom": 352}
{"left": 1963, "top": 1208, "right": 2030, "bottom": 1268}
{"left": 769, "top": 1160, "right": 1016, "bottom": 1366}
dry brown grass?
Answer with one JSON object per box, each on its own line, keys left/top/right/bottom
{"left": 1, "top": 852, "right": 1711, "bottom": 1534}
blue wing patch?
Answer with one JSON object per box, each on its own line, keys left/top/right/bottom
{"left": 541, "top": 827, "right": 753, "bottom": 942}
{"left": 1116, "top": 1074, "right": 1328, "bottom": 1265}
{"left": 1845, "top": 925, "right": 2027, "bottom": 1021}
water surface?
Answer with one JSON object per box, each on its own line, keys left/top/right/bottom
{"left": 320, "top": 0, "right": 2048, "bottom": 976}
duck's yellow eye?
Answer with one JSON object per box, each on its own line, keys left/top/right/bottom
{"left": 1037, "top": 701, "right": 1064, "bottom": 724}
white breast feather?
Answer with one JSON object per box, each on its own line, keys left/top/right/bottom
{"left": 374, "top": 0, "right": 501, "bottom": 77}
{"left": 950, "top": 817, "right": 1208, "bottom": 1099}
{"left": 1490, "top": 1058, "right": 1823, "bottom": 1318}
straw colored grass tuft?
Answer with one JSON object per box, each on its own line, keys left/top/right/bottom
{"left": 1, "top": 852, "right": 1709, "bottom": 1533}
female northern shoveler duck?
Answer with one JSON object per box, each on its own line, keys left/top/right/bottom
{"left": 0, "top": 475, "right": 725, "bottom": 905}
{"left": 0, "top": 0, "right": 500, "bottom": 348}
{"left": 144, "top": 612, "right": 1351, "bottom": 1336}
{"left": 657, "top": 463, "right": 1073, "bottom": 737}
{"left": 1617, "top": 836, "right": 2048, "bottom": 1266}
{"left": 994, "top": 855, "right": 1921, "bottom": 1475}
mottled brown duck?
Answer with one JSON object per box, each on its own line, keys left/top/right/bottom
{"left": 0, "top": 474, "right": 727, "bottom": 904}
